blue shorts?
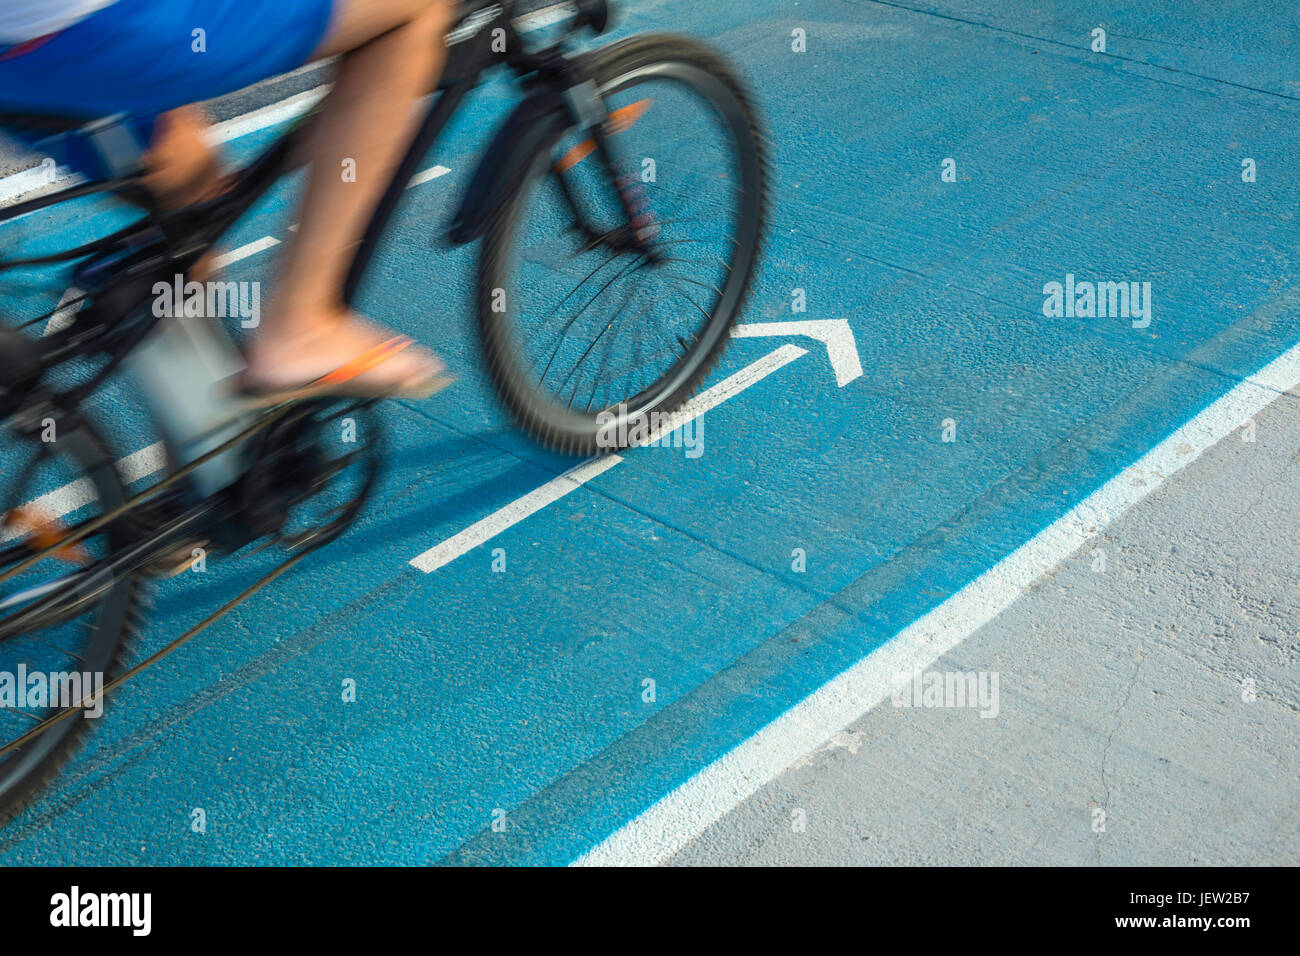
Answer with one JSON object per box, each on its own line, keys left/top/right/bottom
{"left": 0, "top": 0, "right": 336, "bottom": 179}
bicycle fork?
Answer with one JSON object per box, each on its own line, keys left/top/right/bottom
{"left": 558, "top": 81, "right": 661, "bottom": 257}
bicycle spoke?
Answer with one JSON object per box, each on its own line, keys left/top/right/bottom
{"left": 653, "top": 261, "right": 728, "bottom": 300}
{"left": 525, "top": 246, "right": 630, "bottom": 382}
{"left": 539, "top": 252, "right": 654, "bottom": 390}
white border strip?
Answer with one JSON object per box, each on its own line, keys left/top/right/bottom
{"left": 0, "top": 86, "right": 329, "bottom": 207}
{"left": 206, "top": 86, "right": 328, "bottom": 145}
{"left": 0, "top": 163, "right": 78, "bottom": 205}
{"left": 573, "top": 340, "right": 1300, "bottom": 866}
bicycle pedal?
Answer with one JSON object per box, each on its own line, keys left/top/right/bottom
{"left": 2, "top": 506, "right": 92, "bottom": 565}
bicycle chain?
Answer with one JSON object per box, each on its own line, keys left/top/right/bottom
{"left": 0, "top": 397, "right": 375, "bottom": 758}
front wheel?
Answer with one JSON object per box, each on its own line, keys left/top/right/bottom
{"left": 478, "top": 33, "right": 769, "bottom": 456}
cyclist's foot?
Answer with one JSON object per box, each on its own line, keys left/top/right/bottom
{"left": 239, "top": 310, "right": 452, "bottom": 406}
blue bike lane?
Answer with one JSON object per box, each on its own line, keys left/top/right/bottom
{"left": 0, "top": 0, "right": 1297, "bottom": 864}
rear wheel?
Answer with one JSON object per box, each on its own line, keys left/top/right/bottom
{"left": 478, "top": 33, "right": 768, "bottom": 455}
{"left": 0, "top": 406, "right": 139, "bottom": 823}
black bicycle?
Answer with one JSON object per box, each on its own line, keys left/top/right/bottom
{"left": 0, "top": 0, "right": 767, "bottom": 821}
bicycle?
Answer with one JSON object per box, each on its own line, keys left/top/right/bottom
{"left": 0, "top": 0, "right": 768, "bottom": 822}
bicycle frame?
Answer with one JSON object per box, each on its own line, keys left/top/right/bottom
{"left": 0, "top": 0, "right": 625, "bottom": 627}
{"left": 0, "top": 0, "right": 781, "bottom": 810}
{"left": 0, "top": 1, "right": 618, "bottom": 369}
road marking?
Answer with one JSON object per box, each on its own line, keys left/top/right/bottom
{"left": 0, "top": 87, "right": 330, "bottom": 207}
{"left": 1, "top": 442, "right": 165, "bottom": 542}
{"left": 207, "top": 163, "right": 447, "bottom": 265}
{"left": 517, "top": 3, "right": 575, "bottom": 31}
{"left": 0, "top": 164, "right": 77, "bottom": 206}
{"left": 212, "top": 236, "right": 282, "bottom": 269}
{"left": 206, "top": 86, "right": 328, "bottom": 145}
{"left": 409, "top": 344, "right": 810, "bottom": 573}
{"left": 662, "top": 343, "right": 808, "bottom": 434}
{"left": 408, "top": 165, "right": 451, "bottom": 188}
{"left": 572, "top": 340, "right": 1300, "bottom": 866}
{"left": 410, "top": 455, "right": 624, "bottom": 573}
{"left": 17, "top": 323, "right": 812, "bottom": 565}
{"left": 42, "top": 287, "right": 83, "bottom": 337}
{"left": 0, "top": 81, "right": 430, "bottom": 204}
{"left": 730, "top": 320, "right": 863, "bottom": 387}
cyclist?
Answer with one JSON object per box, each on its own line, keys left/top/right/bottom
{"left": 0, "top": 0, "right": 456, "bottom": 403}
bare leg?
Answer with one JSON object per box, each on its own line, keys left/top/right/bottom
{"left": 248, "top": 0, "right": 454, "bottom": 392}
{"left": 143, "top": 0, "right": 457, "bottom": 395}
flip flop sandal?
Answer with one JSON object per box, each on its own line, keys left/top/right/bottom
{"left": 237, "top": 335, "right": 454, "bottom": 409}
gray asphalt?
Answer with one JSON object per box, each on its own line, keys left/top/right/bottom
{"left": 672, "top": 388, "right": 1300, "bottom": 866}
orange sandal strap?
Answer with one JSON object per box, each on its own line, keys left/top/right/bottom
{"left": 310, "top": 335, "right": 414, "bottom": 389}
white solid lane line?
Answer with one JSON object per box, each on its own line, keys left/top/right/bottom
{"left": 408, "top": 166, "right": 451, "bottom": 188}
{"left": 212, "top": 236, "right": 281, "bottom": 270}
{"left": 0, "top": 442, "right": 165, "bottom": 542}
{"left": 410, "top": 455, "right": 625, "bottom": 573}
{"left": 409, "top": 344, "right": 809, "bottom": 573}
{"left": 572, "top": 339, "right": 1300, "bottom": 866}
{"left": 206, "top": 86, "right": 328, "bottom": 146}
{"left": 41, "top": 287, "right": 84, "bottom": 337}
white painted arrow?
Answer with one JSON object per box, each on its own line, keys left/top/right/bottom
{"left": 19, "top": 224, "right": 861, "bottom": 570}
{"left": 730, "top": 319, "right": 863, "bottom": 387}
{"left": 407, "top": 319, "right": 866, "bottom": 573}
{"left": 406, "top": 320, "right": 867, "bottom": 574}
{"left": 409, "top": 343, "right": 808, "bottom": 572}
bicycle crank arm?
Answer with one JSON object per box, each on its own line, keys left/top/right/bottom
{"left": 0, "top": 499, "right": 215, "bottom": 643}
